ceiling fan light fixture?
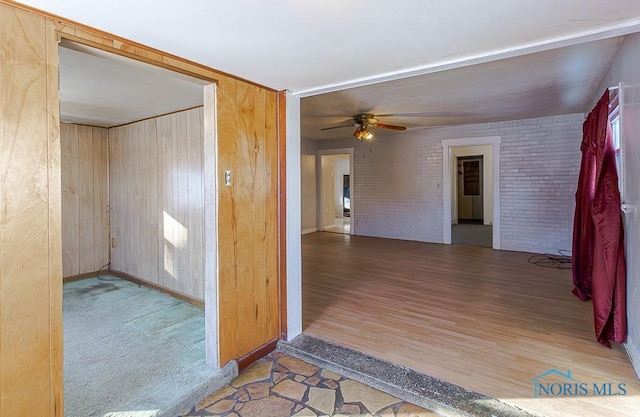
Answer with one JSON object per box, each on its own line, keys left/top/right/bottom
{"left": 353, "top": 124, "right": 373, "bottom": 141}
{"left": 323, "top": 113, "right": 403, "bottom": 140}
{"left": 353, "top": 125, "right": 363, "bottom": 139}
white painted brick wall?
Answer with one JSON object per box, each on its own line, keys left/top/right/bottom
{"left": 317, "top": 135, "right": 443, "bottom": 242}
{"left": 315, "top": 113, "right": 584, "bottom": 253}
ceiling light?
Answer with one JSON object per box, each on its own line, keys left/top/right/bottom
{"left": 353, "top": 125, "right": 373, "bottom": 141}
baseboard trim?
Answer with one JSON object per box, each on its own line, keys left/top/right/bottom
{"left": 301, "top": 227, "right": 318, "bottom": 235}
{"left": 237, "top": 338, "right": 279, "bottom": 371}
{"left": 63, "top": 271, "right": 101, "bottom": 283}
{"left": 108, "top": 269, "right": 204, "bottom": 308}
{"left": 625, "top": 340, "right": 640, "bottom": 380}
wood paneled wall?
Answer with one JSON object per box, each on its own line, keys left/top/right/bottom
{"left": 0, "top": 4, "right": 285, "bottom": 414}
{"left": 109, "top": 108, "right": 205, "bottom": 300}
{"left": 217, "top": 78, "right": 280, "bottom": 365}
{"left": 37, "top": 0, "right": 284, "bottom": 365}
{"left": 60, "top": 123, "right": 109, "bottom": 277}
{"left": 0, "top": 4, "right": 63, "bottom": 416}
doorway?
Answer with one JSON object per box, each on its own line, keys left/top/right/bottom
{"left": 442, "top": 137, "right": 501, "bottom": 249}
{"left": 318, "top": 150, "right": 354, "bottom": 234}
{"left": 58, "top": 39, "right": 219, "bottom": 416}
{"left": 452, "top": 155, "right": 492, "bottom": 247}
{"left": 457, "top": 156, "right": 484, "bottom": 223}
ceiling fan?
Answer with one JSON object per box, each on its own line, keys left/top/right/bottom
{"left": 321, "top": 113, "right": 406, "bottom": 141}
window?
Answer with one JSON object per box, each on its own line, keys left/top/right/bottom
{"left": 611, "top": 115, "right": 621, "bottom": 174}
{"left": 609, "top": 90, "right": 623, "bottom": 196}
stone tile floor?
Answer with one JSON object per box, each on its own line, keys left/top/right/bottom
{"left": 180, "top": 351, "right": 442, "bottom": 417}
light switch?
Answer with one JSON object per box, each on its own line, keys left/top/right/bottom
{"left": 225, "top": 170, "right": 232, "bottom": 186}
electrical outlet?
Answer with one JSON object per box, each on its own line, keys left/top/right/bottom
{"left": 111, "top": 238, "right": 117, "bottom": 248}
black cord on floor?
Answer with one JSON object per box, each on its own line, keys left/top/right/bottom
{"left": 528, "top": 250, "right": 572, "bottom": 269}
{"left": 96, "top": 263, "right": 116, "bottom": 281}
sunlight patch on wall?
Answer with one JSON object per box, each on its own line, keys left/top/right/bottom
{"left": 163, "top": 242, "right": 175, "bottom": 278}
{"left": 163, "top": 211, "right": 188, "bottom": 248}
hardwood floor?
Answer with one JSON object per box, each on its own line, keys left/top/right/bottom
{"left": 302, "top": 232, "right": 640, "bottom": 417}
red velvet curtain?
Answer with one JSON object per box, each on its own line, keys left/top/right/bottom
{"left": 572, "top": 91, "right": 627, "bottom": 347}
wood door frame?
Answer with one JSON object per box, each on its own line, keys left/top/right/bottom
{"left": 202, "top": 84, "right": 219, "bottom": 367}
{"left": 1, "top": 5, "right": 289, "bottom": 416}
{"left": 53, "top": 27, "right": 221, "bottom": 368}
{"left": 285, "top": 93, "right": 302, "bottom": 340}
{"left": 277, "top": 91, "right": 288, "bottom": 339}
{"left": 455, "top": 155, "right": 484, "bottom": 223}
{"left": 317, "top": 149, "right": 355, "bottom": 234}
{"left": 452, "top": 148, "right": 492, "bottom": 226}
{"left": 442, "top": 136, "right": 501, "bottom": 249}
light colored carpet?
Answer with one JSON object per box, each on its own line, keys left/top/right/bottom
{"left": 63, "top": 276, "right": 236, "bottom": 417}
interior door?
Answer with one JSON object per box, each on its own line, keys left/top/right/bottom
{"left": 458, "top": 157, "right": 484, "bottom": 221}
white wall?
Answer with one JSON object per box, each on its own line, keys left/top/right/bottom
{"left": 333, "top": 157, "right": 350, "bottom": 216}
{"left": 300, "top": 138, "right": 317, "bottom": 233}
{"left": 301, "top": 137, "right": 317, "bottom": 155}
{"left": 319, "top": 134, "right": 443, "bottom": 242}
{"left": 286, "top": 92, "right": 302, "bottom": 340}
{"left": 591, "top": 32, "right": 640, "bottom": 377}
{"left": 316, "top": 113, "right": 583, "bottom": 253}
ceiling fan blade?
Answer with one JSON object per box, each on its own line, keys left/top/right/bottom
{"left": 377, "top": 111, "right": 472, "bottom": 118}
{"left": 374, "top": 123, "right": 406, "bottom": 131}
{"left": 321, "top": 123, "right": 358, "bottom": 131}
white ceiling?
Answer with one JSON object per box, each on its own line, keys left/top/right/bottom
{"left": 20, "top": 0, "right": 640, "bottom": 92}
{"left": 20, "top": 1, "right": 640, "bottom": 132}
{"left": 302, "top": 37, "right": 622, "bottom": 140}
{"left": 59, "top": 42, "right": 204, "bottom": 127}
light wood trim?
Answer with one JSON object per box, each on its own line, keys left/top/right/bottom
{"left": 277, "top": 90, "right": 288, "bottom": 339}
{"left": 237, "top": 338, "right": 278, "bottom": 371}
{"left": 62, "top": 271, "right": 102, "bottom": 283}
{"left": 2, "top": 0, "right": 278, "bottom": 91}
{"left": 60, "top": 121, "right": 109, "bottom": 129}
{"left": 217, "top": 80, "right": 280, "bottom": 365}
{"left": 265, "top": 91, "right": 279, "bottom": 344}
{"left": 234, "top": 82, "right": 261, "bottom": 356}
{"left": 109, "top": 105, "right": 204, "bottom": 129}
{"left": 109, "top": 270, "right": 204, "bottom": 308}
{"left": 0, "top": 5, "right": 61, "bottom": 415}
{"left": 217, "top": 77, "right": 239, "bottom": 365}
{"left": 46, "top": 17, "right": 63, "bottom": 417}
